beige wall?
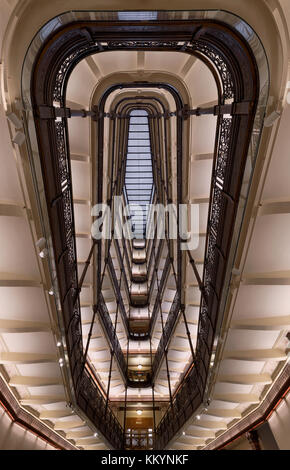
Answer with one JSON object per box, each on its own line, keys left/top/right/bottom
{"left": 268, "top": 393, "right": 290, "bottom": 450}
{"left": 225, "top": 435, "right": 252, "bottom": 451}
{"left": 225, "top": 393, "right": 290, "bottom": 450}
{"left": 0, "top": 407, "right": 55, "bottom": 450}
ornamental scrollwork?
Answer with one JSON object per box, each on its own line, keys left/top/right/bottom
{"left": 188, "top": 41, "right": 235, "bottom": 101}
{"left": 204, "top": 116, "right": 232, "bottom": 298}
{"left": 108, "top": 40, "right": 178, "bottom": 49}
{"left": 49, "top": 26, "right": 240, "bottom": 451}
{"left": 55, "top": 120, "right": 77, "bottom": 287}
{"left": 215, "top": 117, "right": 232, "bottom": 182}
{"left": 53, "top": 45, "right": 92, "bottom": 103}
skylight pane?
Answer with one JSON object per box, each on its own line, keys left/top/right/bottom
{"left": 130, "top": 117, "right": 148, "bottom": 124}
{"left": 128, "top": 140, "right": 150, "bottom": 146}
{"left": 129, "top": 125, "right": 149, "bottom": 132}
{"left": 129, "top": 132, "right": 149, "bottom": 139}
{"left": 124, "top": 109, "right": 154, "bottom": 238}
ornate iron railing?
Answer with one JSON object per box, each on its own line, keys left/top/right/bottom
{"left": 107, "top": 254, "right": 130, "bottom": 333}
{"left": 125, "top": 430, "right": 153, "bottom": 450}
{"left": 151, "top": 291, "right": 180, "bottom": 379}
{"left": 153, "top": 115, "right": 240, "bottom": 450}
{"left": 155, "top": 366, "right": 202, "bottom": 449}
{"left": 28, "top": 11, "right": 264, "bottom": 451}
{"left": 114, "top": 238, "right": 130, "bottom": 299}
{"left": 148, "top": 238, "right": 164, "bottom": 300}
{"left": 127, "top": 370, "right": 152, "bottom": 387}
{"left": 98, "top": 295, "right": 153, "bottom": 387}
{"left": 97, "top": 294, "right": 127, "bottom": 380}
{"left": 149, "top": 254, "right": 171, "bottom": 333}
{"left": 77, "top": 367, "right": 123, "bottom": 449}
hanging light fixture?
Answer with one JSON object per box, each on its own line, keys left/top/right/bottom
{"left": 59, "top": 357, "right": 64, "bottom": 367}
{"left": 36, "top": 237, "right": 47, "bottom": 258}
{"left": 39, "top": 248, "right": 48, "bottom": 258}
{"left": 136, "top": 409, "right": 143, "bottom": 416}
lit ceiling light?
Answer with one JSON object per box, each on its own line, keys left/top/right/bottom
{"left": 57, "top": 341, "right": 62, "bottom": 347}
{"left": 48, "top": 288, "right": 54, "bottom": 296}
{"left": 59, "top": 358, "right": 64, "bottom": 367}
{"left": 36, "top": 237, "right": 46, "bottom": 250}
{"left": 196, "top": 415, "right": 201, "bottom": 420}
{"left": 94, "top": 433, "right": 98, "bottom": 437}
{"left": 39, "top": 248, "right": 48, "bottom": 258}
{"left": 138, "top": 364, "right": 142, "bottom": 370}
{"left": 182, "top": 431, "right": 186, "bottom": 436}
{"left": 136, "top": 409, "right": 143, "bottom": 416}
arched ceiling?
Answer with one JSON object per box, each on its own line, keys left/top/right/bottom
{"left": 0, "top": 1, "right": 289, "bottom": 452}
{"left": 65, "top": 50, "right": 218, "bottom": 409}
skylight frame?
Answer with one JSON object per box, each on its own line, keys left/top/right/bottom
{"left": 124, "top": 109, "right": 154, "bottom": 239}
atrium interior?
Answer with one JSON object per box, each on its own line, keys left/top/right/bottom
{"left": 0, "top": 1, "right": 290, "bottom": 451}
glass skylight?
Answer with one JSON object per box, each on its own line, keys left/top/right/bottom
{"left": 124, "top": 109, "right": 154, "bottom": 238}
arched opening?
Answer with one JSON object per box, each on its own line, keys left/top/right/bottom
{"left": 19, "top": 9, "right": 269, "bottom": 450}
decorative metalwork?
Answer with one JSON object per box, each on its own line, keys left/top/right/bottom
{"left": 114, "top": 239, "right": 130, "bottom": 297}
{"left": 31, "top": 14, "right": 260, "bottom": 451}
{"left": 98, "top": 295, "right": 151, "bottom": 386}
{"left": 55, "top": 120, "right": 77, "bottom": 286}
{"left": 188, "top": 41, "right": 235, "bottom": 100}
{"left": 125, "top": 430, "right": 153, "bottom": 450}
{"left": 215, "top": 118, "right": 232, "bottom": 181}
{"left": 53, "top": 45, "right": 92, "bottom": 102}
{"left": 98, "top": 294, "right": 128, "bottom": 379}
{"left": 148, "top": 255, "right": 171, "bottom": 332}
{"left": 148, "top": 238, "right": 166, "bottom": 301}
{"left": 154, "top": 80, "right": 235, "bottom": 452}
{"left": 152, "top": 291, "right": 180, "bottom": 379}
{"left": 107, "top": 254, "right": 130, "bottom": 333}
{"left": 205, "top": 116, "right": 232, "bottom": 288}
{"left": 51, "top": 48, "right": 235, "bottom": 450}
{"left": 108, "top": 40, "right": 178, "bottom": 49}
{"left": 78, "top": 368, "right": 123, "bottom": 449}
{"left": 210, "top": 187, "right": 222, "bottom": 236}
{"left": 155, "top": 366, "right": 201, "bottom": 449}
{"left": 55, "top": 120, "right": 69, "bottom": 183}
{"left": 52, "top": 39, "right": 235, "bottom": 109}
{"left": 127, "top": 370, "right": 151, "bottom": 386}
